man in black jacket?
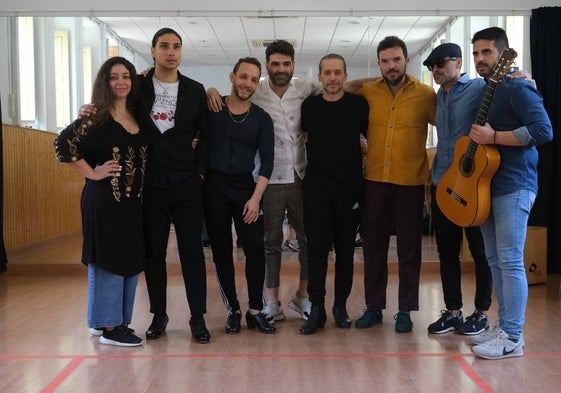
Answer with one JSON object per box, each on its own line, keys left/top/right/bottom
{"left": 139, "top": 28, "right": 209, "bottom": 344}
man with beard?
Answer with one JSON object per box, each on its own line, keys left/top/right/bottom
{"left": 347, "top": 36, "right": 436, "bottom": 333}
{"left": 468, "top": 27, "right": 552, "bottom": 359}
{"left": 208, "top": 40, "right": 322, "bottom": 324}
{"left": 204, "top": 57, "right": 276, "bottom": 334}
{"left": 298, "top": 54, "right": 369, "bottom": 334}
{"left": 422, "top": 43, "right": 493, "bottom": 336}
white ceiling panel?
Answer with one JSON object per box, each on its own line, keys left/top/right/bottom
{"left": 98, "top": 15, "right": 452, "bottom": 71}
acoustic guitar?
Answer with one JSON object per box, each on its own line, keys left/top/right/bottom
{"left": 435, "top": 48, "right": 517, "bottom": 227}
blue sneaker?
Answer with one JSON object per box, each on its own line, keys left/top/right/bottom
{"left": 427, "top": 310, "right": 462, "bottom": 334}
{"left": 458, "top": 310, "right": 489, "bottom": 335}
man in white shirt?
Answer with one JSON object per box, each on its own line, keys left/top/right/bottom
{"left": 208, "top": 40, "right": 321, "bottom": 322}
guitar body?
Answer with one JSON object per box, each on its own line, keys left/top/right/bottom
{"left": 436, "top": 136, "right": 500, "bottom": 227}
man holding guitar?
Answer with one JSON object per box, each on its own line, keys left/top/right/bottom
{"left": 468, "top": 27, "right": 552, "bottom": 360}
{"left": 423, "top": 43, "right": 494, "bottom": 337}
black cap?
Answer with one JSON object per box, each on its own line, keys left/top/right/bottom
{"left": 423, "top": 43, "right": 462, "bottom": 66}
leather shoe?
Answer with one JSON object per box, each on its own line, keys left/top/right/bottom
{"left": 299, "top": 305, "right": 327, "bottom": 335}
{"left": 245, "top": 311, "right": 276, "bottom": 334}
{"left": 146, "top": 313, "right": 169, "bottom": 340}
{"left": 189, "top": 317, "right": 211, "bottom": 344}
{"left": 355, "top": 309, "right": 383, "bottom": 329}
{"left": 332, "top": 305, "right": 351, "bottom": 328}
{"left": 225, "top": 311, "right": 241, "bottom": 334}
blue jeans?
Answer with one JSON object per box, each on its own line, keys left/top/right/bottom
{"left": 480, "top": 189, "right": 535, "bottom": 340}
{"left": 87, "top": 264, "right": 139, "bottom": 329}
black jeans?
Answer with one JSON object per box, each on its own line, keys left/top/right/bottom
{"left": 431, "top": 187, "right": 492, "bottom": 311}
{"left": 143, "top": 179, "right": 207, "bottom": 319}
{"left": 304, "top": 187, "right": 360, "bottom": 308}
{"left": 204, "top": 172, "right": 266, "bottom": 313}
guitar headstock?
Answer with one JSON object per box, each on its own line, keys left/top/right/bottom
{"left": 489, "top": 48, "right": 518, "bottom": 83}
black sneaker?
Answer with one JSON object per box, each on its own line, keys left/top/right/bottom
{"left": 458, "top": 310, "right": 489, "bottom": 335}
{"left": 427, "top": 310, "right": 463, "bottom": 334}
{"left": 99, "top": 325, "right": 143, "bottom": 347}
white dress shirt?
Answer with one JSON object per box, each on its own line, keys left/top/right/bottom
{"left": 252, "top": 77, "right": 322, "bottom": 184}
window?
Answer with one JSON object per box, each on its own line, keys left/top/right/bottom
{"left": 83, "top": 46, "right": 93, "bottom": 103}
{"left": 18, "top": 16, "right": 35, "bottom": 123}
{"left": 54, "top": 30, "right": 70, "bottom": 128}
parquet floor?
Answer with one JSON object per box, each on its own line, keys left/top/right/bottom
{"left": 1, "top": 232, "right": 560, "bottom": 393}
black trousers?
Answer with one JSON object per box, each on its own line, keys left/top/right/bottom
{"left": 362, "top": 181, "right": 424, "bottom": 311}
{"left": 431, "top": 187, "right": 492, "bottom": 311}
{"left": 143, "top": 179, "right": 207, "bottom": 318}
{"left": 204, "top": 172, "right": 266, "bottom": 313}
{"left": 304, "top": 187, "right": 360, "bottom": 308}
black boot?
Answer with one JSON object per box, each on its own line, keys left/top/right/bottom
{"left": 189, "top": 317, "right": 211, "bottom": 344}
{"left": 146, "top": 313, "right": 169, "bottom": 340}
{"left": 299, "top": 305, "right": 327, "bottom": 335}
{"left": 332, "top": 305, "right": 352, "bottom": 328}
{"left": 225, "top": 311, "right": 242, "bottom": 334}
{"left": 245, "top": 311, "right": 276, "bottom": 334}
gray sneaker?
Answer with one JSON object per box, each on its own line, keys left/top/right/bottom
{"left": 470, "top": 321, "right": 501, "bottom": 345}
{"left": 472, "top": 330, "right": 524, "bottom": 359}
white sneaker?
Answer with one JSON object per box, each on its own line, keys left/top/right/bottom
{"left": 470, "top": 321, "right": 501, "bottom": 345}
{"left": 89, "top": 328, "right": 103, "bottom": 336}
{"left": 284, "top": 239, "right": 300, "bottom": 252}
{"left": 262, "top": 302, "right": 286, "bottom": 324}
{"left": 288, "top": 294, "right": 312, "bottom": 320}
{"left": 472, "top": 330, "right": 524, "bottom": 359}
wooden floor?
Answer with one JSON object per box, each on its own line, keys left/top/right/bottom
{"left": 1, "top": 233, "right": 561, "bottom": 393}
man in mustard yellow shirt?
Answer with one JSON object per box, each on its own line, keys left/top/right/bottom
{"left": 347, "top": 36, "right": 436, "bottom": 333}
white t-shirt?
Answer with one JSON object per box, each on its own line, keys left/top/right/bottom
{"left": 251, "top": 78, "right": 322, "bottom": 184}
{"left": 151, "top": 77, "right": 179, "bottom": 133}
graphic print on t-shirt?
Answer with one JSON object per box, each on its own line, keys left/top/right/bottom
{"left": 151, "top": 77, "right": 178, "bottom": 133}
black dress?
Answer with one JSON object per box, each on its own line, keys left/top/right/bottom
{"left": 55, "top": 117, "right": 148, "bottom": 277}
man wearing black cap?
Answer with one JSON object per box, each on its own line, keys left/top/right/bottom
{"left": 422, "top": 43, "right": 493, "bottom": 336}
{"left": 423, "top": 41, "right": 535, "bottom": 339}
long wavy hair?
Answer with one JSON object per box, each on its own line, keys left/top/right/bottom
{"left": 89, "top": 56, "right": 139, "bottom": 125}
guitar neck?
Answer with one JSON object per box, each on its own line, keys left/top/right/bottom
{"left": 474, "top": 79, "right": 499, "bottom": 126}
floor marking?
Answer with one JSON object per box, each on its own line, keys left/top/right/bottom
{"left": 40, "top": 356, "right": 85, "bottom": 393}
{"left": 451, "top": 354, "right": 495, "bottom": 393}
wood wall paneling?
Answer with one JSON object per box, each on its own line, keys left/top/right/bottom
{"left": 2, "top": 125, "right": 82, "bottom": 253}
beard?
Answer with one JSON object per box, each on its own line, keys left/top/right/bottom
{"left": 268, "top": 70, "right": 293, "bottom": 87}
{"left": 476, "top": 61, "right": 495, "bottom": 78}
{"left": 232, "top": 85, "right": 253, "bottom": 102}
{"left": 383, "top": 69, "right": 406, "bottom": 87}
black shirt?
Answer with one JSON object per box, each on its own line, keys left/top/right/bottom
{"left": 301, "top": 92, "right": 369, "bottom": 193}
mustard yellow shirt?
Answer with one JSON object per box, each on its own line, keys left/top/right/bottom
{"left": 358, "top": 74, "right": 436, "bottom": 186}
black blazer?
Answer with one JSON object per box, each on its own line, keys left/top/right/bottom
{"left": 138, "top": 68, "right": 208, "bottom": 188}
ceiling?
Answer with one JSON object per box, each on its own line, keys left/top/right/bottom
{"left": 97, "top": 15, "right": 452, "bottom": 73}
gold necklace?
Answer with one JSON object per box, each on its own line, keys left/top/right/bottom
{"left": 226, "top": 96, "right": 251, "bottom": 124}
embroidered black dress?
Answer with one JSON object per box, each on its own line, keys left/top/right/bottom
{"left": 55, "top": 117, "right": 148, "bottom": 277}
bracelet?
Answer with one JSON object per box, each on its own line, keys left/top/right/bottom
{"left": 493, "top": 131, "right": 497, "bottom": 144}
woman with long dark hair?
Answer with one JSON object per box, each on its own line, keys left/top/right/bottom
{"left": 55, "top": 56, "right": 148, "bottom": 346}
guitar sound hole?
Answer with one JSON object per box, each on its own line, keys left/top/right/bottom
{"left": 461, "top": 157, "right": 473, "bottom": 175}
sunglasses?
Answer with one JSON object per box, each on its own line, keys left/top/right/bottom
{"left": 427, "top": 57, "right": 458, "bottom": 71}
